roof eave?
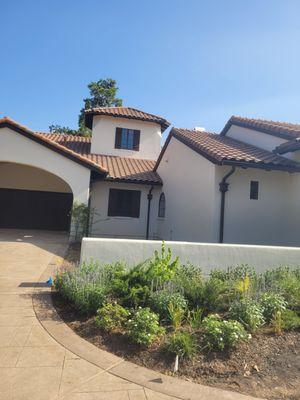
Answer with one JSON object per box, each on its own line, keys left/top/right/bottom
{"left": 221, "top": 118, "right": 296, "bottom": 141}
{"left": 84, "top": 110, "right": 170, "bottom": 132}
{"left": 222, "top": 159, "right": 300, "bottom": 173}
{"left": 0, "top": 120, "right": 107, "bottom": 176}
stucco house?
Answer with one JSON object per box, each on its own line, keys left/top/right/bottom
{"left": 1, "top": 108, "right": 300, "bottom": 246}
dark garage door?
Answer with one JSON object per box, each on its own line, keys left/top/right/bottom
{"left": 0, "top": 188, "right": 73, "bottom": 231}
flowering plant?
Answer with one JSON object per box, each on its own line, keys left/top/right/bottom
{"left": 202, "top": 314, "right": 249, "bottom": 351}
{"left": 126, "top": 307, "right": 165, "bottom": 346}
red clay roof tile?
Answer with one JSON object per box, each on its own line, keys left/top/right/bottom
{"left": 221, "top": 116, "right": 300, "bottom": 140}
{"left": 84, "top": 107, "right": 170, "bottom": 132}
{"left": 155, "top": 127, "right": 300, "bottom": 172}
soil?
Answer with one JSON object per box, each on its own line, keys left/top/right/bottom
{"left": 53, "top": 244, "right": 300, "bottom": 400}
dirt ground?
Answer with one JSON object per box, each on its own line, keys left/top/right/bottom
{"left": 53, "top": 245, "right": 300, "bottom": 400}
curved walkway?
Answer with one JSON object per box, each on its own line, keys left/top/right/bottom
{"left": 0, "top": 230, "right": 259, "bottom": 400}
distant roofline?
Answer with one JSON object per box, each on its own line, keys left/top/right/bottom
{"left": 221, "top": 116, "right": 300, "bottom": 141}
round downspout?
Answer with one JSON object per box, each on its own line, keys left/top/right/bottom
{"left": 219, "top": 166, "right": 236, "bottom": 243}
{"left": 146, "top": 186, "right": 154, "bottom": 239}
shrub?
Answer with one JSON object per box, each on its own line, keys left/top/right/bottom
{"left": 54, "top": 261, "right": 124, "bottom": 315}
{"left": 187, "top": 308, "right": 203, "bottom": 329}
{"left": 281, "top": 309, "right": 300, "bottom": 330}
{"left": 262, "top": 267, "right": 300, "bottom": 310}
{"left": 146, "top": 242, "right": 179, "bottom": 288}
{"left": 126, "top": 307, "right": 165, "bottom": 346}
{"left": 260, "top": 292, "right": 287, "bottom": 322}
{"left": 172, "top": 264, "right": 203, "bottom": 309}
{"left": 168, "top": 302, "right": 185, "bottom": 331}
{"left": 95, "top": 302, "right": 130, "bottom": 332}
{"left": 111, "top": 243, "right": 179, "bottom": 308}
{"left": 229, "top": 299, "right": 265, "bottom": 332}
{"left": 202, "top": 314, "right": 249, "bottom": 351}
{"left": 201, "top": 277, "right": 230, "bottom": 313}
{"left": 150, "top": 290, "right": 187, "bottom": 322}
{"left": 165, "top": 331, "right": 197, "bottom": 359}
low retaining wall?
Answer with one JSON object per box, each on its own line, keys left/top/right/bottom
{"left": 80, "top": 238, "right": 300, "bottom": 273}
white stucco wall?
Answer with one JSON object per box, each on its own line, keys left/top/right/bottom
{"left": 156, "top": 137, "right": 218, "bottom": 242}
{"left": 90, "top": 116, "right": 162, "bottom": 160}
{"left": 89, "top": 180, "right": 160, "bottom": 239}
{"left": 81, "top": 238, "right": 300, "bottom": 274}
{"left": 0, "top": 127, "right": 91, "bottom": 204}
{"left": 217, "top": 166, "right": 300, "bottom": 246}
{"left": 0, "top": 162, "right": 71, "bottom": 193}
{"left": 225, "top": 125, "right": 286, "bottom": 152}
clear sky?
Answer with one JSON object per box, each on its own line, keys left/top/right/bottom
{"left": 1, "top": 0, "right": 300, "bottom": 135}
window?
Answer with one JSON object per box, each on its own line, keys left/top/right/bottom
{"left": 115, "top": 128, "right": 140, "bottom": 151}
{"left": 158, "top": 193, "right": 166, "bottom": 218}
{"left": 250, "top": 181, "right": 259, "bottom": 200}
{"left": 108, "top": 189, "right": 141, "bottom": 218}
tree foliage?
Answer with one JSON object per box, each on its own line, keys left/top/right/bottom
{"left": 49, "top": 78, "right": 122, "bottom": 136}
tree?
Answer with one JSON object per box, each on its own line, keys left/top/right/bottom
{"left": 49, "top": 78, "right": 122, "bottom": 136}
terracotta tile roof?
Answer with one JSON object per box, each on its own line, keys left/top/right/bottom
{"left": 155, "top": 127, "right": 300, "bottom": 172}
{"left": 0, "top": 117, "right": 107, "bottom": 174}
{"left": 221, "top": 116, "right": 300, "bottom": 140}
{"left": 84, "top": 106, "right": 170, "bottom": 132}
{"left": 38, "top": 133, "right": 162, "bottom": 185}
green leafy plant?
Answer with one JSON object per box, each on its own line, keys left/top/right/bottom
{"left": 229, "top": 299, "right": 265, "bottom": 332}
{"left": 262, "top": 267, "right": 300, "bottom": 311}
{"left": 150, "top": 290, "right": 187, "bottom": 322}
{"left": 165, "top": 331, "right": 197, "bottom": 359}
{"left": 281, "top": 309, "right": 300, "bottom": 330}
{"left": 146, "top": 242, "right": 179, "bottom": 288}
{"left": 187, "top": 308, "right": 203, "bottom": 329}
{"left": 172, "top": 264, "right": 203, "bottom": 308}
{"left": 71, "top": 202, "right": 90, "bottom": 240}
{"left": 271, "top": 310, "right": 283, "bottom": 335}
{"left": 95, "top": 302, "right": 130, "bottom": 332}
{"left": 167, "top": 302, "right": 185, "bottom": 331}
{"left": 126, "top": 307, "right": 165, "bottom": 346}
{"left": 260, "top": 292, "right": 287, "bottom": 322}
{"left": 54, "top": 261, "right": 123, "bottom": 315}
{"left": 202, "top": 314, "right": 250, "bottom": 351}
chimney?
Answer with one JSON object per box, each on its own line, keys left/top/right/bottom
{"left": 194, "top": 126, "right": 206, "bottom": 132}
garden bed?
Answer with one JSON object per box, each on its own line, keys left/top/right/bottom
{"left": 53, "top": 243, "right": 300, "bottom": 400}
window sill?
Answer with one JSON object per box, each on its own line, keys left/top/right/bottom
{"left": 107, "top": 216, "right": 140, "bottom": 220}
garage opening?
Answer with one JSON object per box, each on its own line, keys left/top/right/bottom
{"left": 0, "top": 162, "right": 73, "bottom": 231}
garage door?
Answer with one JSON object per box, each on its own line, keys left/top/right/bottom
{"left": 0, "top": 188, "right": 73, "bottom": 231}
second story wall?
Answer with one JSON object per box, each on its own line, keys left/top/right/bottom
{"left": 90, "top": 115, "right": 162, "bottom": 160}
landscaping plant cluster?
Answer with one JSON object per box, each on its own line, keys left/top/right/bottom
{"left": 55, "top": 243, "right": 300, "bottom": 361}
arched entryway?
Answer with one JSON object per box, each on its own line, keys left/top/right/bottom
{"left": 0, "top": 162, "right": 73, "bottom": 231}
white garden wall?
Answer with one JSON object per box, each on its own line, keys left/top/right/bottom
{"left": 81, "top": 238, "right": 300, "bottom": 274}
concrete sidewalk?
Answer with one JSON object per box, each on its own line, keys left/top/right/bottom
{"left": 0, "top": 230, "right": 259, "bottom": 400}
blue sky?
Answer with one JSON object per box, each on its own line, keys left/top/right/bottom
{"left": 1, "top": 0, "right": 300, "bottom": 135}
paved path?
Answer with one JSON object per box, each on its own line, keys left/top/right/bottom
{"left": 0, "top": 230, "right": 257, "bottom": 400}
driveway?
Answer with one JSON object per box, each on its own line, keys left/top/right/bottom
{"left": 0, "top": 230, "right": 256, "bottom": 400}
{"left": 0, "top": 230, "right": 173, "bottom": 400}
